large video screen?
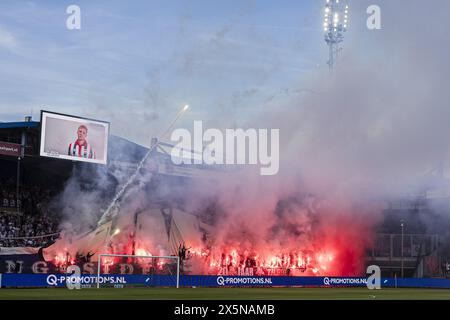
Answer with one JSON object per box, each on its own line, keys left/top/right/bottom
{"left": 39, "top": 111, "right": 109, "bottom": 165}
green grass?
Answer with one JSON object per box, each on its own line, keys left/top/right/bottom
{"left": 0, "top": 287, "right": 449, "bottom": 300}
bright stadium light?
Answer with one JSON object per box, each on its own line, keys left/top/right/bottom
{"left": 323, "top": 0, "right": 349, "bottom": 71}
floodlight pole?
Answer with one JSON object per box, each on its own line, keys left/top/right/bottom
{"left": 401, "top": 219, "right": 404, "bottom": 278}
{"left": 323, "top": 0, "right": 349, "bottom": 72}
{"left": 328, "top": 43, "right": 334, "bottom": 71}
{"left": 16, "top": 130, "right": 26, "bottom": 216}
{"left": 16, "top": 157, "right": 21, "bottom": 215}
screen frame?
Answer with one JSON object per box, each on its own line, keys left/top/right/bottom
{"left": 39, "top": 110, "right": 110, "bottom": 165}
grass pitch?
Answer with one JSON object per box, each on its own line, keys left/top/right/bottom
{"left": 0, "top": 287, "right": 449, "bottom": 300}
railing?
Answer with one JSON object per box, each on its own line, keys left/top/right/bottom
{"left": 368, "top": 233, "right": 439, "bottom": 259}
{"left": 0, "top": 232, "right": 60, "bottom": 241}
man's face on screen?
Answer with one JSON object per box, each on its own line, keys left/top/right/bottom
{"left": 77, "top": 127, "right": 87, "bottom": 141}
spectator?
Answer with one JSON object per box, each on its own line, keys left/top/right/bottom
{"left": 0, "top": 180, "right": 60, "bottom": 247}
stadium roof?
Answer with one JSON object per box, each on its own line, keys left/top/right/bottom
{"left": 0, "top": 121, "right": 40, "bottom": 129}
{"left": 0, "top": 119, "right": 222, "bottom": 179}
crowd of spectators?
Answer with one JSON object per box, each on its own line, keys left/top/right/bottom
{"left": 0, "top": 178, "right": 60, "bottom": 248}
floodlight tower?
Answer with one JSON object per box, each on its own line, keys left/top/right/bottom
{"left": 323, "top": 0, "right": 349, "bottom": 71}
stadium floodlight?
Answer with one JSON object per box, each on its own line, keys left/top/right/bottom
{"left": 323, "top": 0, "right": 349, "bottom": 71}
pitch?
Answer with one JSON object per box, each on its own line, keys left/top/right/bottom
{"left": 0, "top": 288, "right": 449, "bottom": 300}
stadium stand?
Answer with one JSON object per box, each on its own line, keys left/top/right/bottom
{"left": 0, "top": 180, "right": 60, "bottom": 247}
{"left": 1, "top": 116, "right": 450, "bottom": 280}
{"left": 0, "top": 117, "right": 186, "bottom": 251}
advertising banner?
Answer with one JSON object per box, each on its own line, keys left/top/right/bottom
{"left": 2, "top": 274, "right": 450, "bottom": 288}
{"left": 0, "top": 141, "right": 21, "bottom": 157}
